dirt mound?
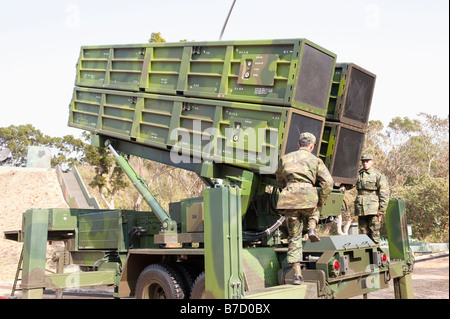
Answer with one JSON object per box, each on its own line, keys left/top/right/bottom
{"left": 0, "top": 167, "right": 69, "bottom": 283}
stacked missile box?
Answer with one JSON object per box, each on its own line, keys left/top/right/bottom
{"left": 319, "top": 63, "right": 376, "bottom": 184}
{"left": 69, "top": 38, "right": 375, "bottom": 183}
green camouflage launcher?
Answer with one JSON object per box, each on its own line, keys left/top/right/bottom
{"left": 6, "top": 38, "right": 414, "bottom": 300}
{"left": 74, "top": 39, "right": 336, "bottom": 116}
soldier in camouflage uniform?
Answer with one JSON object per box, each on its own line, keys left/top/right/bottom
{"left": 276, "top": 132, "right": 333, "bottom": 284}
{"left": 354, "top": 154, "right": 389, "bottom": 244}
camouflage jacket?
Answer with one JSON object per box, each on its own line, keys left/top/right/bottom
{"left": 354, "top": 167, "right": 390, "bottom": 216}
{"left": 276, "top": 148, "right": 333, "bottom": 209}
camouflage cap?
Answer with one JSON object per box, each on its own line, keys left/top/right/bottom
{"left": 299, "top": 132, "right": 316, "bottom": 145}
{"left": 361, "top": 154, "right": 374, "bottom": 160}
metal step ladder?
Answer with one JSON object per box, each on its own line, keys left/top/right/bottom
{"left": 11, "top": 245, "right": 24, "bottom": 297}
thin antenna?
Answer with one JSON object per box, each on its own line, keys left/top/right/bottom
{"left": 219, "top": 0, "right": 237, "bottom": 40}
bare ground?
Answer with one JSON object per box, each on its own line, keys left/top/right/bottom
{"left": 353, "top": 254, "right": 449, "bottom": 299}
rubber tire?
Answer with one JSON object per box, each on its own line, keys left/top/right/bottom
{"left": 190, "top": 271, "right": 206, "bottom": 299}
{"left": 135, "top": 264, "right": 186, "bottom": 299}
{"left": 173, "top": 263, "right": 195, "bottom": 299}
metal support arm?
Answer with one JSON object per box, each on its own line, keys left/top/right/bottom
{"left": 106, "top": 141, "right": 177, "bottom": 232}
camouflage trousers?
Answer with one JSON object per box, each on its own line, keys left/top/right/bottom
{"left": 284, "top": 208, "right": 319, "bottom": 264}
{"left": 358, "top": 215, "right": 382, "bottom": 244}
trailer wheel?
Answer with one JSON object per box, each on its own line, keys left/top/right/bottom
{"left": 173, "top": 263, "right": 195, "bottom": 299}
{"left": 135, "top": 264, "right": 186, "bottom": 299}
{"left": 190, "top": 271, "right": 206, "bottom": 299}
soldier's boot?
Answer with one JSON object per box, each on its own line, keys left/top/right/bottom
{"left": 292, "top": 263, "right": 304, "bottom": 285}
{"left": 307, "top": 219, "right": 320, "bottom": 242}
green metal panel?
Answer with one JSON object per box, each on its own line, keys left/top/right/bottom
{"left": 47, "top": 208, "right": 78, "bottom": 231}
{"left": 180, "top": 197, "right": 204, "bottom": 233}
{"left": 301, "top": 234, "right": 392, "bottom": 298}
{"left": 78, "top": 210, "right": 123, "bottom": 250}
{"left": 327, "top": 271, "right": 389, "bottom": 299}
{"left": 45, "top": 270, "right": 116, "bottom": 290}
{"left": 244, "top": 285, "right": 308, "bottom": 299}
{"left": 76, "top": 44, "right": 147, "bottom": 91}
{"left": 75, "top": 39, "right": 336, "bottom": 116}
{"left": 319, "top": 121, "right": 365, "bottom": 185}
{"left": 145, "top": 45, "right": 187, "bottom": 94}
{"left": 203, "top": 185, "right": 244, "bottom": 299}
{"left": 394, "top": 273, "right": 414, "bottom": 299}
{"left": 21, "top": 209, "right": 49, "bottom": 299}
{"left": 386, "top": 198, "right": 414, "bottom": 267}
{"left": 326, "top": 63, "right": 376, "bottom": 129}
{"left": 319, "top": 190, "right": 345, "bottom": 217}
{"left": 123, "top": 210, "right": 161, "bottom": 249}
{"left": 69, "top": 86, "right": 289, "bottom": 174}
{"left": 242, "top": 247, "right": 280, "bottom": 291}
{"left": 303, "top": 234, "right": 377, "bottom": 252}
{"left": 303, "top": 235, "right": 378, "bottom": 280}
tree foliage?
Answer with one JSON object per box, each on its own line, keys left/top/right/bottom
{"left": 361, "top": 113, "right": 449, "bottom": 242}
{"left": 0, "top": 124, "right": 86, "bottom": 169}
{"left": 395, "top": 176, "right": 449, "bottom": 242}
{"left": 81, "top": 131, "right": 129, "bottom": 209}
{"left": 149, "top": 32, "right": 166, "bottom": 43}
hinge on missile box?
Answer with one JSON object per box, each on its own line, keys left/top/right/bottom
{"left": 182, "top": 102, "right": 192, "bottom": 111}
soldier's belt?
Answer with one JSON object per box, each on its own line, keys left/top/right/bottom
{"left": 286, "top": 182, "right": 313, "bottom": 187}
{"left": 358, "top": 190, "right": 378, "bottom": 195}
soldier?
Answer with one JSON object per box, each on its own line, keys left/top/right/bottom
{"left": 354, "top": 154, "right": 389, "bottom": 244}
{"left": 276, "top": 132, "right": 333, "bottom": 284}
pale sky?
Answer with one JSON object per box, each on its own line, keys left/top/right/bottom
{"left": 0, "top": 0, "right": 448, "bottom": 138}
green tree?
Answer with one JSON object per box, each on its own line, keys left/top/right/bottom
{"left": 381, "top": 114, "right": 448, "bottom": 186}
{"left": 362, "top": 113, "right": 449, "bottom": 242}
{"left": 0, "top": 124, "right": 52, "bottom": 166}
{"left": 51, "top": 134, "right": 88, "bottom": 170}
{"left": 396, "top": 176, "right": 449, "bottom": 242}
{"left": 384, "top": 116, "right": 422, "bottom": 187}
{"left": 0, "top": 124, "right": 86, "bottom": 169}
{"left": 149, "top": 32, "right": 166, "bottom": 43}
{"left": 81, "top": 132, "right": 129, "bottom": 209}
{"left": 412, "top": 113, "right": 449, "bottom": 178}
{"left": 362, "top": 120, "right": 388, "bottom": 167}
